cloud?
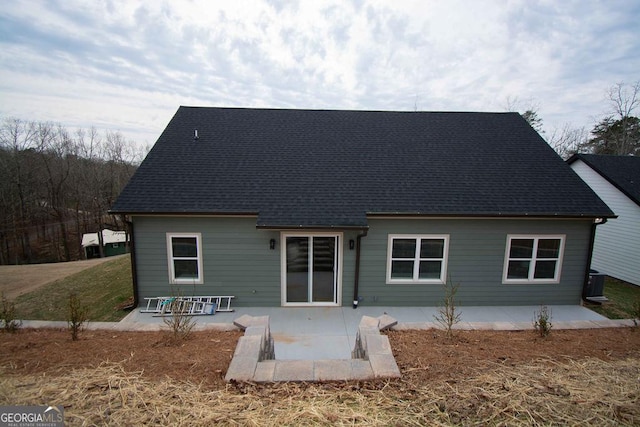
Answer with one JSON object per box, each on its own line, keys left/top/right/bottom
{"left": 0, "top": 0, "right": 639, "bottom": 146}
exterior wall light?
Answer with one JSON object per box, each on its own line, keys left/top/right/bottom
{"left": 349, "top": 239, "right": 355, "bottom": 250}
{"left": 270, "top": 238, "right": 276, "bottom": 250}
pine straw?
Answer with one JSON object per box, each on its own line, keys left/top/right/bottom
{"left": 1, "top": 357, "right": 638, "bottom": 426}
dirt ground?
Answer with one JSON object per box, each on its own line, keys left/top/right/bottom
{"left": 1, "top": 327, "right": 639, "bottom": 388}
{"left": 0, "top": 255, "right": 124, "bottom": 299}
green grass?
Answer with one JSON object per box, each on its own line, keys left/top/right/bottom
{"left": 14, "top": 255, "right": 133, "bottom": 322}
{"left": 587, "top": 276, "right": 640, "bottom": 320}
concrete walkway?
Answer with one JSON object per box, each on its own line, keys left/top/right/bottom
{"left": 19, "top": 305, "right": 635, "bottom": 361}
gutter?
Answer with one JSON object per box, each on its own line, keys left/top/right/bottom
{"left": 582, "top": 218, "right": 607, "bottom": 301}
{"left": 352, "top": 229, "right": 368, "bottom": 309}
{"left": 123, "top": 216, "right": 139, "bottom": 309}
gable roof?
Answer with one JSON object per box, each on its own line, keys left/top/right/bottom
{"left": 567, "top": 153, "right": 640, "bottom": 207}
{"left": 111, "top": 106, "right": 614, "bottom": 227}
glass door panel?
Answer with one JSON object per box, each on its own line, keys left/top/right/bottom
{"left": 312, "top": 237, "right": 336, "bottom": 303}
{"left": 286, "top": 237, "right": 309, "bottom": 303}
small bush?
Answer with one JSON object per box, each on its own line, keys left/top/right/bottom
{"left": 433, "top": 278, "right": 462, "bottom": 339}
{"left": 633, "top": 298, "right": 640, "bottom": 327}
{"left": 67, "top": 293, "right": 88, "bottom": 341}
{"left": 533, "top": 305, "right": 553, "bottom": 337}
{"left": 1, "top": 292, "right": 22, "bottom": 333}
{"left": 163, "top": 290, "right": 196, "bottom": 343}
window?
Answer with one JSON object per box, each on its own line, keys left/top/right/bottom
{"left": 387, "top": 235, "right": 449, "bottom": 284}
{"left": 166, "top": 233, "right": 203, "bottom": 284}
{"left": 503, "top": 235, "right": 564, "bottom": 283}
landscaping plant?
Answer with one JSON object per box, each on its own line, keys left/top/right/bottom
{"left": 163, "top": 288, "right": 196, "bottom": 342}
{"left": 533, "top": 305, "right": 552, "bottom": 337}
{"left": 433, "top": 278, "right": 462, "bottom": 338}
{"left": 1, "top": 292, "right": 22, "bottom": 333}
{"left": 67, "top": 292, "right": 88, "bottom": 341}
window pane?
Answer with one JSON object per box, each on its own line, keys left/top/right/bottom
{"left": 534, "top": 260, "right": 557, "bottom": 279}
{"left": 174, "top": 260, "right": 198, "bottom": 279}
{"left": 510, "top": 239, "right": 533, "bottom": 258}
{"left": 392, "top": 239, "right": 416, "bottom": 258}
{"left": 419, "top": 261, "right": 442, "bottom": 279}
{"left": 507, "top": 260, "right": 530, "bottom": 279}
{"left": 420, "top": 239, "right": 444, "bottom": 258}
{"left": 391, "top": 260, "right": 414, "bottom": 279}
{"left": 172, "top": 237, "right": 197, "bottom": 257}
{"left": 537, "top": 239, "right": 560, "bottom": 258}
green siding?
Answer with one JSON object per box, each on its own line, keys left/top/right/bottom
{"left": 132, "top": 216, "right": 592, "bottom": 307}
{"left": 358, "top": 218, "right": 592, "bottom": 306}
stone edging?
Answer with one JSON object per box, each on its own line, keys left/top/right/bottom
{"left": 224, "top": 314, "right": 401, "bottom": 382}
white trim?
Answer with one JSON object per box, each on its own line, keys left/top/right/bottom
{"left": 280, "top": 231, "right": 343, "bottom": 307}
{"left": 386, "top": 234, "right": 449, "bottom": 284}
{"left": 502, "top": 234, "right": 565, "bottom": 284}
{"left": 166, "top": 232, "right": 204, "bottom": 285}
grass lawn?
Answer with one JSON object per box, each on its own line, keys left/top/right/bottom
{"left": 587, "top": 276, "right": 640, "bottom": 320}
{"left": 13, "top": 255, "right": 133, "bottom": 322}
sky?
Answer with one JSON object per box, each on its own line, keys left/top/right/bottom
{"left": 1, "top": 0, "right": 639, "bottom": 148}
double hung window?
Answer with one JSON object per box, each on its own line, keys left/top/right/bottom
{"left": 166, "top": 233, "right": 203, "bottom": 284}
{"left": 387, "top": 235, "right": 449, "bottom": 284}
{"left": 503, "top": 235, "right": 564, "bottom": 283}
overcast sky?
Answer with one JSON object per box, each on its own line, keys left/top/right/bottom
{"left": 1, "top": 0, "right": 639, "bottom": 147}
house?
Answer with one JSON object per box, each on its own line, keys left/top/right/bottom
{"left": 82, "top": 229, "right": 129, "bottom": 259}
{"left": 567, "top": 154, "right": 640, "bottom": 286}
{"left": 110, "top": 107, "right": 614, "bottom": 308}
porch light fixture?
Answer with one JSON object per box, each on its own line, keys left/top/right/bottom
{"left": 349, "top": 239, "right": 355, "bottom": 250}
{"left": 270, "top": 238, "right": 276, "bottom": 250}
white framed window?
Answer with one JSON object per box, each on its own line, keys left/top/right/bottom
{"left": 503, "top": 235, "right": 564, "bottom": 284}
{"left": 387, "top": 234, "right": 449, "bottom": 284}
{"left": 166, "top": 233, "right": 203, "bottom": 284}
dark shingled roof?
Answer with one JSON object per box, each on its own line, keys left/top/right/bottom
{"left": 111, "top": 106, "right": 614, "bottom": 227}
{"left": 568, "top": 153, "right": 640, "bottom": 207}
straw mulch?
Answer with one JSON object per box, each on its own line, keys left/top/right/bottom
{"left": 2, "top": 356, "right": 638, "bottom": 426}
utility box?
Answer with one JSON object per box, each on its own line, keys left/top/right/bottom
{"left": 585, "top": 269, "right": 605, "bottom": 298}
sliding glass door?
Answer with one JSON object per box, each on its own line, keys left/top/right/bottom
{"left": 282, "top": 233, "right": 341, "bottom": 305}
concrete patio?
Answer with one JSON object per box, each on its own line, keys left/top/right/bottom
{"left": 21, "top": 305, "right": 634, "bottom": 361}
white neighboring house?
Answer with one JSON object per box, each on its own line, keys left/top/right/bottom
{"left": 81, "top": 229, "right": 128, "bottom": 259}
{"left": 568, "top": 154, "right": 640, "bottom": 286}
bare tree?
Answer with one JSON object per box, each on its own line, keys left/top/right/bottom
{"left": 547, "top": 124, "right": 589, "bottom": 159}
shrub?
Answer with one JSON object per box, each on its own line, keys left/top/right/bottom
{"left": 67, "top": 292, "right": 88, "bottom": 341}
{"left": 433, "top": 278, "right": 462, "bottom": 338}
{"left": 1, "top": 292, "right": 22, "bottom": 333}
{"left": 163, "top": 289, "right": 196, "bottom": 343}
{"left": 533, "top": 305, "right": 552, "bottom": 337}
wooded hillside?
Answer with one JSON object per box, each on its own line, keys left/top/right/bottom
{"left": 0, "top": 118, "right": 143, "bottom": 264}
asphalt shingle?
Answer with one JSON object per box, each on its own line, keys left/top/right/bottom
{"left": 110, "top": 107, "right": 614, "bottom": 226}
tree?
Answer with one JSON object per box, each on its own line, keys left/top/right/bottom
{"left": 582, "top": 81, "right": 640, "bottom": 156}
{"left": 547, "top": 124, "right": 589, "bottom": 159}
{"left": 582, "top": 115, "right": 640, "bottom": 155}
{"left": 522, "top": 109, "right": 544, "bottom": 134}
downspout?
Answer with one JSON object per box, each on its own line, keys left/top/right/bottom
{"left": 123, "top": 216, "right": 139, "bottom": 309}
{"left": 582, "top": 218, "right": 606, "bottom": 301}
{"left": 353, "top": 229, "right": 368, "bottom": 309}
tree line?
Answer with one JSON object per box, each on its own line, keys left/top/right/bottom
{"left": 0, "top": 119, "right": 144, "bottom": 264}
{"left": 520, "top": 81, "right": 640, "bottom": 159}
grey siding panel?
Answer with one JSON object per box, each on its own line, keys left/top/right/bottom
{"left": 133, "top": 216, "right": 356, "bottom": 307}
{"left": 134, "top": 216, "right": 281, "bottom": 306}
{"left": 357, "top": 218, "right": 592, "bottom": 306}
{"left": 133, "top": 216, "right": 591, "bottom": 307}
